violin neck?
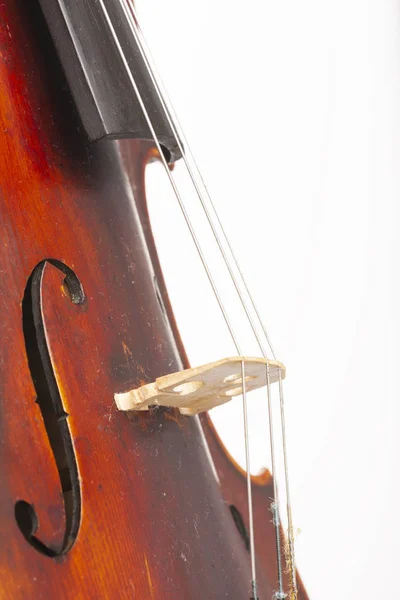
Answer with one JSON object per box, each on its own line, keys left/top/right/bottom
{"left": 39, "top": 0, "right": 180, "bottom": 160}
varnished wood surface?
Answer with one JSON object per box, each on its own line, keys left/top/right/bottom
{"left": 0, "top": 1, "right": 309, "bottom": 598}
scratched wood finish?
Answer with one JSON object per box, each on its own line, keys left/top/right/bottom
{"left": 0, "top": 1, "right": 309, "bottom": 598}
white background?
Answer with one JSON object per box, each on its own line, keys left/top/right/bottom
{"left": 137, "top": 1, "right": 400, "bottom": 598}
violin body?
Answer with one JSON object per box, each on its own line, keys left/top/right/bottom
{"left": 0, "top": 2, "right": 308, "bottom": 598}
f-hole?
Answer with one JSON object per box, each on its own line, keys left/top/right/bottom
{"left": 230, "top": 505, "right": 250, "bottom": 552}
{"left": 15, "top": 259, "right": 85, "bottom": 557}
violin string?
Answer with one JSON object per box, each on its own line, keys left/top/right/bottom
{"left": 278, "top": 370, "right": 297, "bottom": 600}
{"left": 100, "top": 0, "right": 298, "bottom": 595}
{"left": 117, "top": 1, "right": 297, "bottom": 595}
{"left": 266, "top": 365, "right": 284, "bottom": 598}
{"left": 118, "top": 11, "right": 300, "bottom": 595}
{"left": 121, "top": 3, "right": 296, "bottom": 595}
{"left": 96, "top": 0, "right": 258, "bottom": 594}
{"left": 241, "top": 360, "right": 258, "bottom": 600}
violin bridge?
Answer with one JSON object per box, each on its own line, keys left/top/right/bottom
{"left": 115, "top": 357, "right": 285, "bottom": 416}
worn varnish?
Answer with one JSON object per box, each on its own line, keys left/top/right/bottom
{"left": 0, "top": 1, "right": 308, "bottom": 598}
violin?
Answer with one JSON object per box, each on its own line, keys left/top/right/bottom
{"left": 0, "top": 1, "right": 309, "bottom": 598}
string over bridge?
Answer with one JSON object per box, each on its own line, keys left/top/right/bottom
{"left": 115, "top": 357, "right": 285, "bottom": 416}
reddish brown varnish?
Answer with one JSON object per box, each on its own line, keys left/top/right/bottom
{"left": 0, "top": 2, "right": 309, "bottom": 598}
